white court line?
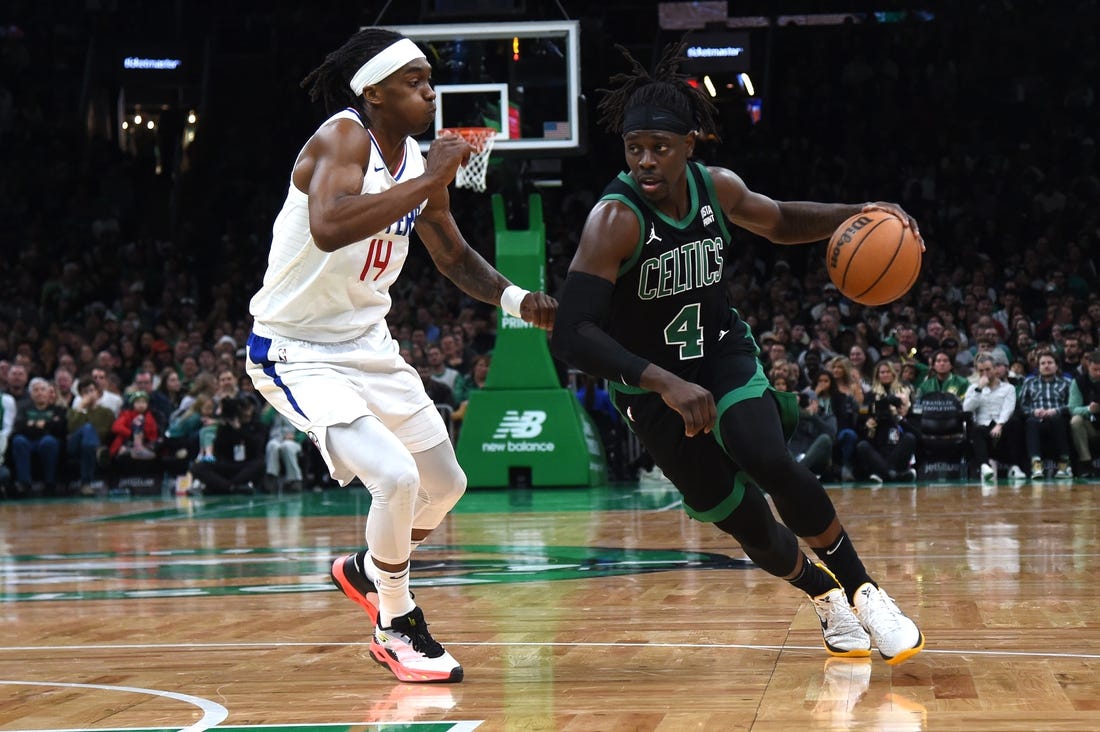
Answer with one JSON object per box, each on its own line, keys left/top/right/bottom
{"left": 3, "top": 640, "right": 1100, "bottom": 661}
{"left": 0, "top": 679, "right": 228, "bottom": 732}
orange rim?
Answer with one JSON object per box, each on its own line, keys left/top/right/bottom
{"left": 438, "top": 127, "right": 498, "bottom": 150}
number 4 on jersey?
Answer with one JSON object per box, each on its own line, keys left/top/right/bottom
{"left": 664, "top": 303, "right": 704, "bottom": 359}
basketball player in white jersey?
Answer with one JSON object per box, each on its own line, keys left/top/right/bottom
{"left": 247, "top": 27, "right": 556, "bottom": 683}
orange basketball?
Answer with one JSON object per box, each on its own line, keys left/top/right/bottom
{"left": 826, "top": 210, "right": 921, "bottom": 306}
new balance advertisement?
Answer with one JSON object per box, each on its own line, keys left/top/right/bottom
{"left": 456, "top": 389, "right": 607, "bottom": 487}
{"left": 454, "top": 193, "right": 608, "bottom": 487}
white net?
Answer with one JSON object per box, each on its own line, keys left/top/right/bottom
{"left": 441, "top": 127, "right": 497, "bottom": 192}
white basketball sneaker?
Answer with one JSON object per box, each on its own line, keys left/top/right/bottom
{"left": 370, "top": 606, "right": 463, "bottom": 683}
{"left": 853, "top": 583, "right": 924, "bottom": 665}
{"left": 812, "top": 587, "right": 872, "bottom": 658}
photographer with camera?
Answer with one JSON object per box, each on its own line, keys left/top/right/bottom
{"left": 855, "top": 361, "right": 917, "bottom": 483}
{"left": 189, "top": 396, "right": 266, "bottom": 494}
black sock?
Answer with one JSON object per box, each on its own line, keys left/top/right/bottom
{"left": 787, "top": 553, "right": 840, "bottom": 598}
{"left": 811, "top": 529, "right": 874, "bottom": 604}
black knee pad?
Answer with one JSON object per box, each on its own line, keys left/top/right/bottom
{"left": 740, "top": 453, "right": 836, "bottom": 538}
{"left": 713, "top": 482, "right": 799, "bottom": 577}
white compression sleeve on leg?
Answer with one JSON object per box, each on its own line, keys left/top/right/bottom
{"left": 327, "top": 417, "right": 419, "bottom": 624}
{"left": 411, "top": 439, "right": 468, "bottom": 534}
{"left": 326, "top": 417, "right": 418, "bottom": 566}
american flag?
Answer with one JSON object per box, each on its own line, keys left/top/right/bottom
{"left": 543, "top": 121, "right": 570, "bottom": 140}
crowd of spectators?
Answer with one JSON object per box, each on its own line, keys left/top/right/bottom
{"left": 2, "top": 2, "right": 1099, "bottom": 496}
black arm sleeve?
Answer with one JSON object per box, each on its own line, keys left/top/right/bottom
{"left": 550, "top": 271, "right": 650, "bottom": 387}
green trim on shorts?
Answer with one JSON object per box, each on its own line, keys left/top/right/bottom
{"left": 683, "top": 470, "right": 748, "bottom": 522}
{"left": 771, "top": 389, "right": 801, "bottom": 441}
{"left": 712, "top": 361, "right": 773, "bottom": 452}
{"left": 607, "top": 381, "right": 649, "bottom": 397}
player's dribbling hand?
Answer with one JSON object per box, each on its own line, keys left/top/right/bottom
{"left": 519, "top": 292, "right": 557, "bottom": 330}
{"left": 426, "top": 133, "right": 476, "bottom": 182}
{"left": 862, "top": 201, "right": 925, "bottom": 251}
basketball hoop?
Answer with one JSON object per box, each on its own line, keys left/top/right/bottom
{"left": 438, "top": 127, "right": 497, "bottom": 193}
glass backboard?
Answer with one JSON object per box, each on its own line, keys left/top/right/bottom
{"left": 381, "top": 20, "right": 582, "bottom": 155}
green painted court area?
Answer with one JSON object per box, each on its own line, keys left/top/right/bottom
{"left": 4, "top": 542, "right": 747, "bottom": 603}
{"left": 2, "top": 482, "right": 758, "bottom": 604}
{"left": 87, "top": 481, "right": 687, "bottom": 523}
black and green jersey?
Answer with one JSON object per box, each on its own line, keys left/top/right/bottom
{"left": 602, "top": 161, "right": 756, "bottom": 378}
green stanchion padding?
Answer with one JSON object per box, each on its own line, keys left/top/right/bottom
{"left": 484, "top": 193, "right": 559, "bottom": 390}
{"left": 456, "top": 389, "right": 607, "bottom": 488}
{"left": 455, "top": 193, "right": 608, "bottom": 487}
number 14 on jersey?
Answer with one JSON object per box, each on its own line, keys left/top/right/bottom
{"left": 360, "top": 238, "right": 393, "bottom": 281}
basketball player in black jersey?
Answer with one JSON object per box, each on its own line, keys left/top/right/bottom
{"left": 552, "top": 41, "right": 925, "bottom": 665}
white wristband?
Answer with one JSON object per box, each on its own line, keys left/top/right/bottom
{"left": 500, "top": 285, "right": 529, "bottom": 318}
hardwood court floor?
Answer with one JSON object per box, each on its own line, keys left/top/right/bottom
{"left": 3, "top": 476, "right": 1100, "bottom": 731}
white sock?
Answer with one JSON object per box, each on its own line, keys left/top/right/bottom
{"left": 374, "top": 561, "right": 415, "bottom": 628}
{"left": 355, "top": 551, "right": 378, "bottom": 584}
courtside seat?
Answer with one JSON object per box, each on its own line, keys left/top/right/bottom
{"left": 910, "top": 392, "right": 971, "bottom": 480}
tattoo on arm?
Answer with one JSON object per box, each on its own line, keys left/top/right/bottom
{"left": 777, "top": 201, "right": 863, "bottom": 241}
{"left": 446, "top": 247, "right": 511, "bottom": 303}
{"left": 418, "top": 218, "right": 510, "bottom": 305}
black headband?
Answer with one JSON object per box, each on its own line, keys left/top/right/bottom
{"left": 622, "top": 104, "right": 694, "bottom": 135}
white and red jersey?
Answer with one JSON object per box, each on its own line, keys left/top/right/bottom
{"left": 250, "top": 108, "right": 427, "bottom": 342}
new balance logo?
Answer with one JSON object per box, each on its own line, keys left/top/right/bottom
{"left": 492, "top": 410, "right": 547, "bottom": 439}
{"left": 645, "top": 224, "right": 663, "bottom": 246}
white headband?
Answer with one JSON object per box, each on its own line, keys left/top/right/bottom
{"left": 348, "top": 38, "right": 426, "bottom": 95}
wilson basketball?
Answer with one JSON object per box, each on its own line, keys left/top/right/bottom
{"left": 826, "top": 210, "right": 921, "bottom": 306}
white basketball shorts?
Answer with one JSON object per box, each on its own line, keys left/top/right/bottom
{"left": 245, "top": 321, "right": 448, "bottom": 485}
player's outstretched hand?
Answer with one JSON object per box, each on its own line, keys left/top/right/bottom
{"left": 520, "top": 292, "right": 557, "bottom": 330}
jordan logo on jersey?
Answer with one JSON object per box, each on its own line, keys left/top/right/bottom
{"left": 645, "top": 224, "right": 663, "bottom": 246}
